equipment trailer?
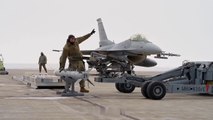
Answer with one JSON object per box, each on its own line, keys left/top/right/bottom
{"left": 0, "top": 54, "right": 8, "bottom": 75}
{"left": 95, "top": 61, "right": 213, "bottom": 100}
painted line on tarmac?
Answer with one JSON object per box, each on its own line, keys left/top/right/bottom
{"left": 4, "top": 96, "right": 69, "bottom": 100}
{"left": 120, "top": 109, "right": 141, "bottom": 120}
{"left": 75, "top": 96, "right": 140, "bottom": 120}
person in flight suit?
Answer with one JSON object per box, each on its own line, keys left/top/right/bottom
{"left": 59, "top": 29, "right": 95, "bottom": 93}
{"left": 38, "top": 52, "right": 47, "bottom": 73}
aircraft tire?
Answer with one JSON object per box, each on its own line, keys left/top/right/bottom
{"left": 115, "top": 83, "right": 135, "bottom": 93}
{"left": 147, "top": 81, "right": 166, "bottom": 100}
{"left": 141, "top": 81, "right": 151, "bottom": 99}
{"left": 115, "top": 83, "right": 123, "bottom": 92}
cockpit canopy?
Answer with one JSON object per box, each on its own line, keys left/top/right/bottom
{"left": 130, "top": 34, "right": 150, "bottom": 43}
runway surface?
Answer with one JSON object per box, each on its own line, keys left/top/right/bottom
{"left": 0, "top": 69, "right": 213, "bottom": 120}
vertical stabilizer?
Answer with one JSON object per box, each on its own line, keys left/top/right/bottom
{"left": 97, "top": 18, "right": 114, "bottom": 47}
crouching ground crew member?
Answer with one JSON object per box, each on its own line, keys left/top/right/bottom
{"left": 59, "top": 29, "right": 95, "bottom": 93}
{"left": 38, "top": 52, "right": 47, "bottom": 73}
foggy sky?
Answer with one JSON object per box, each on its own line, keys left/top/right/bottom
{"left": 1, "top": 0, "right": 213, "bottom": 70}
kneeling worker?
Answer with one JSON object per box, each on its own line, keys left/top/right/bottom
{"left": 59, "top": 29, "right": 95, "bottom": 93}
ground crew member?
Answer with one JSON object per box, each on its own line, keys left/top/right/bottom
{"left": 38, "top": 52, "right": 47, "bottom": 73}
{"left": 59, "top": 29, "right": 95, "bottom": 93}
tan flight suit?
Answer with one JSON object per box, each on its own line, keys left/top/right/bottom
{"left": 59, "top": 33, "right": 92, "bottom": 88}
{"left": 38, "top": 53, "right": 47, "bottom": 73}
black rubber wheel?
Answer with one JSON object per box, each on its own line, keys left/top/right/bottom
{"left": 147, "top": 81, "right": 166, "bottom": 100}
{"left": 120, "top": 83, "right": 135, "bottom": 93}
{"left": 141, "top": 81, "right": 151, "bottom": 99}
{"left": 5, "top": 71, "right": 8, "bottom": 75}
{"left": 115, "top": 83, "right": 135, "bottom": 93}
{"left": 115, "top": 83, "right": 123, "bottom": 92}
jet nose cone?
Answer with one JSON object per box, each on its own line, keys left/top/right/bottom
{"left": 144, "top": 43, "right": 162, "bottom": 54}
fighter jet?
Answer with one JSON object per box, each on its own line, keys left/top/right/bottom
{"left": 81, "top": 18, "right": 179, "bottom": 74}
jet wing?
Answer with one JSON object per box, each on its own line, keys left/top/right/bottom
{"left": 81, "top": 49, "right": 141, "bottom": 56}
{"left": 81, "top": 50, "right": 95, "bottom": 55}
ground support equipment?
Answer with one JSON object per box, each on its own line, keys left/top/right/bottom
{"left": 54, "top": 70, "right": 91, "bottom": 96}
{"left": 94, "top": 61, "right": 213, "bottom": 100}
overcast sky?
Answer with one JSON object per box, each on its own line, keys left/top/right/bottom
{"left": 1, "top": 0, "right": 213, "bottom": 70}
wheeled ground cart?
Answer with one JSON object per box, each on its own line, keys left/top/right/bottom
{"left": 95, "top": 61, "right": 213, "bottom": 100}
{"left": 0, "top": 54, "right": 8, "bottom": 75}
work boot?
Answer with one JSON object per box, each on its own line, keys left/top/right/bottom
{"left": 80, "top": 87, "right": 89, "bottom": 93}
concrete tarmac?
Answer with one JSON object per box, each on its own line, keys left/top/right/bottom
{"left": 0, "top": 69, "right": 213, "bottom": 120}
